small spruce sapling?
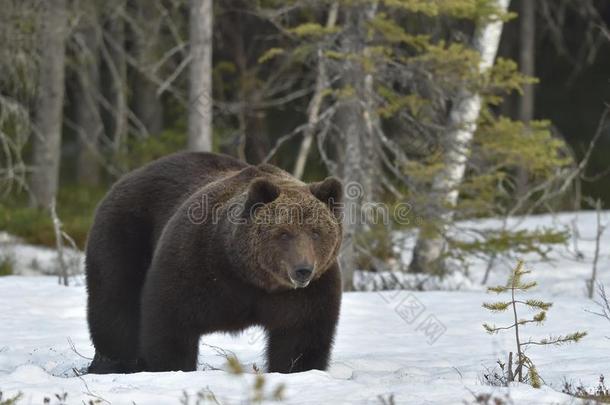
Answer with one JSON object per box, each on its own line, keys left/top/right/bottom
{"left": 482, "top": 261, "right": 587, "bottom": 388}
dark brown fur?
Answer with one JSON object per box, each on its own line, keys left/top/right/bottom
{"left": 85, "top": 152, "right": 343, "bottom": 374}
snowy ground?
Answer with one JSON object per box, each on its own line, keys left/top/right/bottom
{"left": 1, "top": 212, "right": 609, "bottom": 404}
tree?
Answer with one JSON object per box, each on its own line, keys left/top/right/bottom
{"left": 102, "top": 1, "right": 129, "bottom": 169}
{"left": 515, "top": 0, "right": 536, "bottom": 197}
{"left": 332, "top": 2, "right": 382, "bottom": 290}
{"left": 131, "top": 0, "right": 164, "bottom": 136}
{"left": 0, "top": 1, "right": 37, "bottom": 194}
{"left": 29, "top": 0, "right": 68, "bottom": 209}
{"left": 258, "top": 0, "right": 569, "bottom": 287}
{"left": 518, "top": 0, "right": 535, "bottom": 124}
{"left": 292, "top": 1, "right": 339, "bottom": 179}
{"left": 73, "top": 2, "right": 104, "bottom": 186}
{"left": 483, "top": 261, "right": 587, "bottom": 387}
{"left": 221, "top": 2, "right": 270, "bottom": 164}
{"left": 408, "top": 0, "right": 512, "bottom": 274}
{"left": 188, "top": 0, "right": 214, "bottom": 152}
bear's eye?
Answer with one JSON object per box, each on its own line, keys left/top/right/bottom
{"left": 280, "top": 232, "right": 290, "bottom": 241}
{"left": 312, "top": 231, "right": 320, "bottom": 240}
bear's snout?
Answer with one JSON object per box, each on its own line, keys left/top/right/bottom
{"left": 289, "top": 264, "right": 314, "bottom": 288}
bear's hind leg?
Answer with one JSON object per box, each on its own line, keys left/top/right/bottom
{"left": 86, "top": 218, "right": 151, "bottom": 373}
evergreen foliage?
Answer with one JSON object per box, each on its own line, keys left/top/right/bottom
{"left": 259, "top": 0, "right": 573, "bottom": 274}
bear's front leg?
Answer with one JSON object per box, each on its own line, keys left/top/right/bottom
{"left": 266, "top": 319, "right": 337, "bottom": 373}
{"left": 139, "top": 327, "right": 200, "bottom": 372}
{"left": 139, "top": 289, "right": 201, "bottom": 372}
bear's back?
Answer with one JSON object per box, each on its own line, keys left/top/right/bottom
{"left": 92, "top": 152, "right": 248, "bottom": 245}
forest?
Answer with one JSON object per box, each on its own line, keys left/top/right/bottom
{"left": 1, "top": 0, "right": 610, "bottom": 404}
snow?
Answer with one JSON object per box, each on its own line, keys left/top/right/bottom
{"left": 0, "top": 232, "right": 84, "bottom": 277}
{"left": 386, "top": 210, "right": 610, "bottom": 296}
{"left": 1, "top": 212, "right": 609, "bottom": 404}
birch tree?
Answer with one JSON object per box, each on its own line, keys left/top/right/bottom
{"left": 30, "top": 0, "right": 68, "bottom": 209}
{"left": 188, "top": 0, "right": 213, "bottom": 152}
{"left": 409, "top": 0, "right": 512, "bottom": 274}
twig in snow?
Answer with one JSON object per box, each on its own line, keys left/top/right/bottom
{"left": 67, "top": 337, "right": 92, "bottom": 361}
{"left": 50, "top": 199, "right": 82, "bottom": 286}
{"left": 50, "top": 199, "right": 69, "bottom": 286}
{"left": 584, "top": 198, "right": 606, "bottom": 299}
{"left": 586, "top": 284, "right": 610, "bottom": 339}
{"left": 76, "top": 374, "right": 110, "bottom": 404}
{"left": 200, "top": 343, "right": 236, "bottom": 361}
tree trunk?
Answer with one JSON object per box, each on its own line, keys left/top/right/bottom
{"left": 335, "top": 3, "right": 379, "bottom": 291}
{"left": 244, "top": 99, "right": 269, "bottom": 164}
{"left": 518, "top": 0, "right": 535, "bottom": 123}
{"left": 103, "top": 7, "right": 128, "bottom": 170}
{"left": 292, "top": 1, "right": 339, "bottom": 179}
{"left": 75, "top": 16, "right": 104, "bottom": 186}
{"left": 227, "top": 8, "right": 269, "bottom": 164}
{"left": 29, "top": 0, "right": 67, "bottom": 209}
{"left": 132, "top": 0, "right": 163, "bottom": 136}
{"left": 408, "top": 0, "right": 511, "bottom": 274}
{"left": 188, "top": 0, "right": 213, "bottom": 152}
{"left": 132, "top": 72, "right": 163, "bottom": 137}
{"left": 516, "top": 0, "right": 535, "bottom": 196}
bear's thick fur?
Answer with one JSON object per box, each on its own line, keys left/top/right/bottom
{"left": 85, "top": 152, "right": 343, "bottom": 374}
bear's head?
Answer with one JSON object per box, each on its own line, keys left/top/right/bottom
{"left": 233, "top": 175, "right": 343, "bottom": 292}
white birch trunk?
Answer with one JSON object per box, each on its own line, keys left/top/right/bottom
{"left": 188, "top": 0, "right": 213, "bottom": 152}
{"left": 409, "top": 0, "right": 511, "bottom": 273}
{"left": 292, "top": 2, "right": 339, "bottom": 179}
{"left": 29, "top": 0, "right": 67, "bottom": 209}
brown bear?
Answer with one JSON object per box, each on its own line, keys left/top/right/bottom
{"left": 85, "top": 152, "right": 343, "bottom": 374}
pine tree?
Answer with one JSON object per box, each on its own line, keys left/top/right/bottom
{"left": 256, "top": 1, "right": 573, "bottom": 282}
{"left": 482, "top": 261, "right": 587, "bottom": 388}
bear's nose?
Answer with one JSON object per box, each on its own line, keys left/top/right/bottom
{"left": 293, "top": 265, "right": 313, "bottom": 282}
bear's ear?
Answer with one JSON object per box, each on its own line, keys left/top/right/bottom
{"left": 309, "top": 177, "right": 343, "bottom": 219}
{"left": 243, "top": 179, "right": 280, "bottom": 218}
